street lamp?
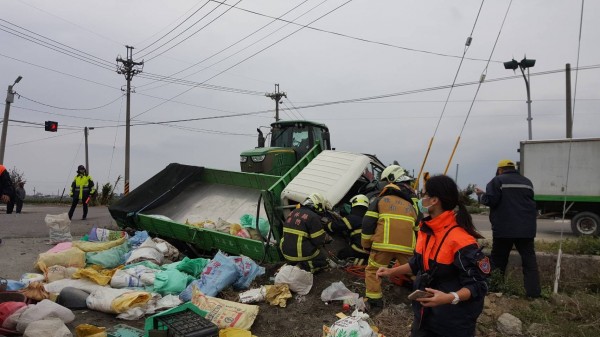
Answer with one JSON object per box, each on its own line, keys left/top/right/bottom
{"left": 504, "top": 57, "right": 536, "bottom": 140}
{"left": 0, "top": 76, "right": 23, "bottom": 164}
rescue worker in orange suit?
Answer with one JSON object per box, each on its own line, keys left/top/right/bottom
{"left": 362, "top": 165, "right": 419, "bottom": 310}
{"left": 326, "top": 194, "right": 370, "bottom": 264}
{"left": 68, "top": 165, "right": 96, "bottom": 220}
{"left": 377, "top": 175, "right": 489, "bottom": 337}
{"left": 0, "top": 164, "right": 14, "bottom": 244}
{"left": 280, "top": 193, "right": 332, "bottom": 273}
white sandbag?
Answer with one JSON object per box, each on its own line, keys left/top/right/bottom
{"left": 2, "top": 305, "right": 28, "bottom": 330}
{"left": 110, "top": 265, "right": 159, "bottom": 288}
{"left": 86, "top": 287, "right": 132, "bottom": 314}
{"left": 45, "top": 213, "right": 72, "bottom": 244}
{"left": 23, "top": 317, "right": 72, "bottom": 337}
{"left": 152, "top": 238, "right": 181, "bottom": 261}
{"left": 126, "top": 238, "right": 164, "bottom": 265}
{"left": 274, "top": 264, "right": 313, "bottom": 295}
{"left": 44, "top": 278, "right": 105, "bottom": 295}
{"left": 16, "top": 300, "right": 75, "bottom": 332}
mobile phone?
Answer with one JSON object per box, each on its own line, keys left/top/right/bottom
{"left": 407, "top": 290, "right": 434, "bottom": 300}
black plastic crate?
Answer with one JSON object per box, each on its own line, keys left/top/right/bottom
{"left": 153, "top": 308, "right": 218, "bottom": 337}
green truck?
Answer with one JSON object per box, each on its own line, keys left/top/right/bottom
{"left": 109, "top": 144, "right": 385, "bottom": 262}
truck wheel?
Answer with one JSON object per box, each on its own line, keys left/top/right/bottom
{"left": 570, "top": 212, "right": 600, "bottom": 236}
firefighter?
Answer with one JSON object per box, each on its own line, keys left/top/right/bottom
{"left": 280, "top": 193, "right": 332, "bottom": 273}
{"left": 362, "top": 165, "right": 418, "bottom": 311}
{"left": 68, "top": 165, "right": 96, "bottom": 220}
{"left": 326, "top": 194, "right": 370, "bottom": 264}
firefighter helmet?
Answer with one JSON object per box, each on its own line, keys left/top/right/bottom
{"left": 381, "top": 165, "right": 406, "bottom": 183}
{"left": 303, "top": 193, "right": 330, "bottom": 212}
{"left": 350, "top": 194, "right": 369, "bottom": 208}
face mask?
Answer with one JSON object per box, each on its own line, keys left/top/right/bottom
{"left": 418, "top": 198, "right": 430, "bottom": 214}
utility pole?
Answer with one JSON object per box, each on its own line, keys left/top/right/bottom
{"left": 266, "top": 84, "right": 286, "bottom": 122}
{"left": 1, "top": 76, "right": 22, "bottom": 164}
{"left": 565, "top": 63, "right": 573, "bottom": 138}
{"left": 116, "top": 46, "right": 143, "bottom": 195}
{"left": 84, "top": 127, "right": 94, "bottom": 175}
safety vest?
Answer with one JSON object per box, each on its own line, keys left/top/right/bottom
{"left": 362, "top": 184, "right": 418, "bottom": 254}
{"left": 70, "top": 174, "right": 95, "bottom": 200}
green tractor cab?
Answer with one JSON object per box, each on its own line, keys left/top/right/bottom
{"left": 240, "top": 120, "right": 331, "bottom": 175}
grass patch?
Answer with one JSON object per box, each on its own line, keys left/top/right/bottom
{"left": 536, "top": 236, "right": 600, "bottom": 256}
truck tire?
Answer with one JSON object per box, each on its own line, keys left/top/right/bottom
{"left": 570, "top": 212, "right": 600, "bottom": 236}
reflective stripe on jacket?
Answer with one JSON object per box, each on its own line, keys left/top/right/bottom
{"left": 327, "top": 211, "right": 368, "bottom": 254}
{"left": 70, "top": 174, "right": 95, "bottom": 200}
{"left": 280, "top": 206, "right": 326, "bottom": 262}
{"left": 361, "top": 183, "right": 418, "bottom": 254}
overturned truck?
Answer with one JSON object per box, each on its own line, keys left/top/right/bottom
{"left": 109, "top": 145, "right": 384, "bottom": 262}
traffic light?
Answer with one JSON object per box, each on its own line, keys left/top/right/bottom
{"left": 45, "top": 121, "right": 58, "bottom": 132}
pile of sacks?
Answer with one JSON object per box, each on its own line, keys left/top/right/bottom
{"left": 2, "top": 225, "right": 268, "bottom": 335}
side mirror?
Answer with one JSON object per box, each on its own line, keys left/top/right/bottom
{"left": 257, "top": 128, "right": 265, "bottom": 148}
{"left": 322, "top": 131, "right": 331, "bottom": 150}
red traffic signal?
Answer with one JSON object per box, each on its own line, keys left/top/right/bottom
{"left": 45, "top": 121, "right": 58, "bottom": 132}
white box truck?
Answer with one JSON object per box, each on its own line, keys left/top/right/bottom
{"left": 519, "top": 138, "right": 600, "bottom": 235}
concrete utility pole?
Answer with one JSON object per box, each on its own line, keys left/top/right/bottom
{"left": 565, "top": 63, "right": 573, "bottom": 139}
{"left": 116, "top": 46, "right": 143, "bottom": 195}
{"left": 266, "top": 84, "right": 287, "bottom": 122}
{"left": 0, "top": 76, "right": 22, "bottom": 164}
{"left": 84, "top": 127, "right": 94, "bottom": 175}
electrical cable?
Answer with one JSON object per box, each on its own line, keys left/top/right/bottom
{"left": 135, "top": 0, "right": 312, "bottom": 91}
{"left": 10, "top": 105, "right": 123, "bottom": 123}
{"left": 443, "top": 0, "right": 513, "bottom": 174}
{"left": 140, "top": 0, "right": 241, "bottom": 61}
{"left": 132, "top": 0, "right": 353, "bottom": 120}
{"left": 107, "top": 96, "right": 125, "bottom": 183}
{"left": 136, "top": 0, "right": 212, "bottom": 54}
{"left": 8, "top": 130, "right": 80, "bottom": 147}
{"left": 136, "top": 72, "right": 264, "bottom": 95}
{"left": 0, "top": 53, "right": 120, "bottom": 90}
{"left": 18, "top": 94, "right": 124, "bottom": 111}
{"left": 555, "top": 0, "right": 586, "bottom": 294}
{"left": 285, "top": 98, "right": 306, "bottom": 120}
{"left": 207, "top": 0, "right": 500, "bottom": 63}
{"left": 415, "top": 0, "right": 485, "bottom": 186}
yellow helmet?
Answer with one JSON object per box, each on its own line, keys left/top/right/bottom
{"left": 497, "top": 159, "right": 515, "bottom": 168}
{"left": 381, "top": 165, "right": 406, "bottom": 183}
{"left": 303, "top": 193, "right": 330, "bottom": 212}
{"left": 350, "top": 194, "right": 369, "bottom": 208}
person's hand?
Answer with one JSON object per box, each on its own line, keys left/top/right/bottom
{"left": 0, "top": 194, "right": 9, "bottom": 203}
{"left": 474, "top": 187, "right": 484, "bottom": 196}
{"left": 376, "top": 267, "right": 393, "bottom": 280}
{"left": 416, "top": 288, "right": 454, "bottom": 307}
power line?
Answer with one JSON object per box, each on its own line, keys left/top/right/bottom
{"left": 132, "top": 0, "right": 353, "bottom": 119}
{"left": 207, "top": 0, "right": 501, "bottom": 63}
{"left": 8, "top": 130, "right": 81, "bottom": 147}
{"left": 0, "top": 53, "right": 119, "bottom": 90}
{"left": 136, "top": 0, "right": 212, "bottom": 54}
{"left": 135, "top": 0, "right": 311, "bottom": 91}
{"left": 140, "top": 0, "right": 242, "bottom": 61}
{"left": 10, "top": 105, "right": 122, "bottom": 123}
{"left": 18, "top": 94, "right": 124, "bottom": 111}
{"left": 137, "top": 72, "right": 264, "bottom": 95}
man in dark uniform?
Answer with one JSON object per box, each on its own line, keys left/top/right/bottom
{"left": 0, "top": 164, "right": 14, "bottom": 244}
{"left": 475, "top": 159, "right": 541, "bottom": 298}
{"left": 280, "top": 193, "right": 332, "bottom": 273}
{"left": 326, "top": 194, "right": 370, "bottom": 264}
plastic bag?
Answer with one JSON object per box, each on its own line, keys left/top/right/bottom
{"left": 72, "top": 266, "right": 120, "bottom": 286}
{"left": 152, "top": 238, "right": 181, "bottom": 261}
{"left": 86, "top": 242, "right": 130, "bottom": 269}
{"left": 73, "top": 237, "right": 127, "bottom": 252}
{"left": 239, "top": 214, "right": 270, "bottom": 238}
{"left": 111, "top": 291, "right": 152, "bottom": 313}
{"left": 88, "top": 226, "right": 128, "bottom": 242}
{"left": 46, "top": 265, "right": 68, "bottom": 282}
{"left": 16, "top": 299, "right": 75, "bottom": 332}
{"left": 230, "top": 255, "right": 265, "bottom": 290}
{"left": 128, "top": 231, "right": 149, "bottom": 249}
{"left": 36, "top": 247, "right": 86, "bottom": 272}
{"left": 126, "top": 238, "right": 163, "bottom": 265}
{"left": 274, "top": 264, "right": 313, "bottom": 295}
{"left": 85, "top": 288, "right": 132, "bottom": 314}
{"left": 321, "top": 282, "right": 365, "bottom": 311}
{"left": 153, "top": 269, "right": 194, "bottom": 295}
{"left": 23, "top": 317, "right": 73, "bottom": 337}
{"left": 176, "top": 257, "right": 210, "bottom": 278}
{"left": 195, "top": 251, "right": 238, "bottom": 297}
{"left": 45, "top": 213, "right": 72, "bottom": 244}
{"left": 326, "top": 316, "right": 377, "bottom": 337}
{"left": 20, "top": 273, "right": 45, "bottom": 285}
{"left": 110, "top": 265, "right": 159, "bottom": 288}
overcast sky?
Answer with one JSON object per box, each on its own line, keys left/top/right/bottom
{"left": 1, "top": 0, "right": 598, "bottom": 196}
